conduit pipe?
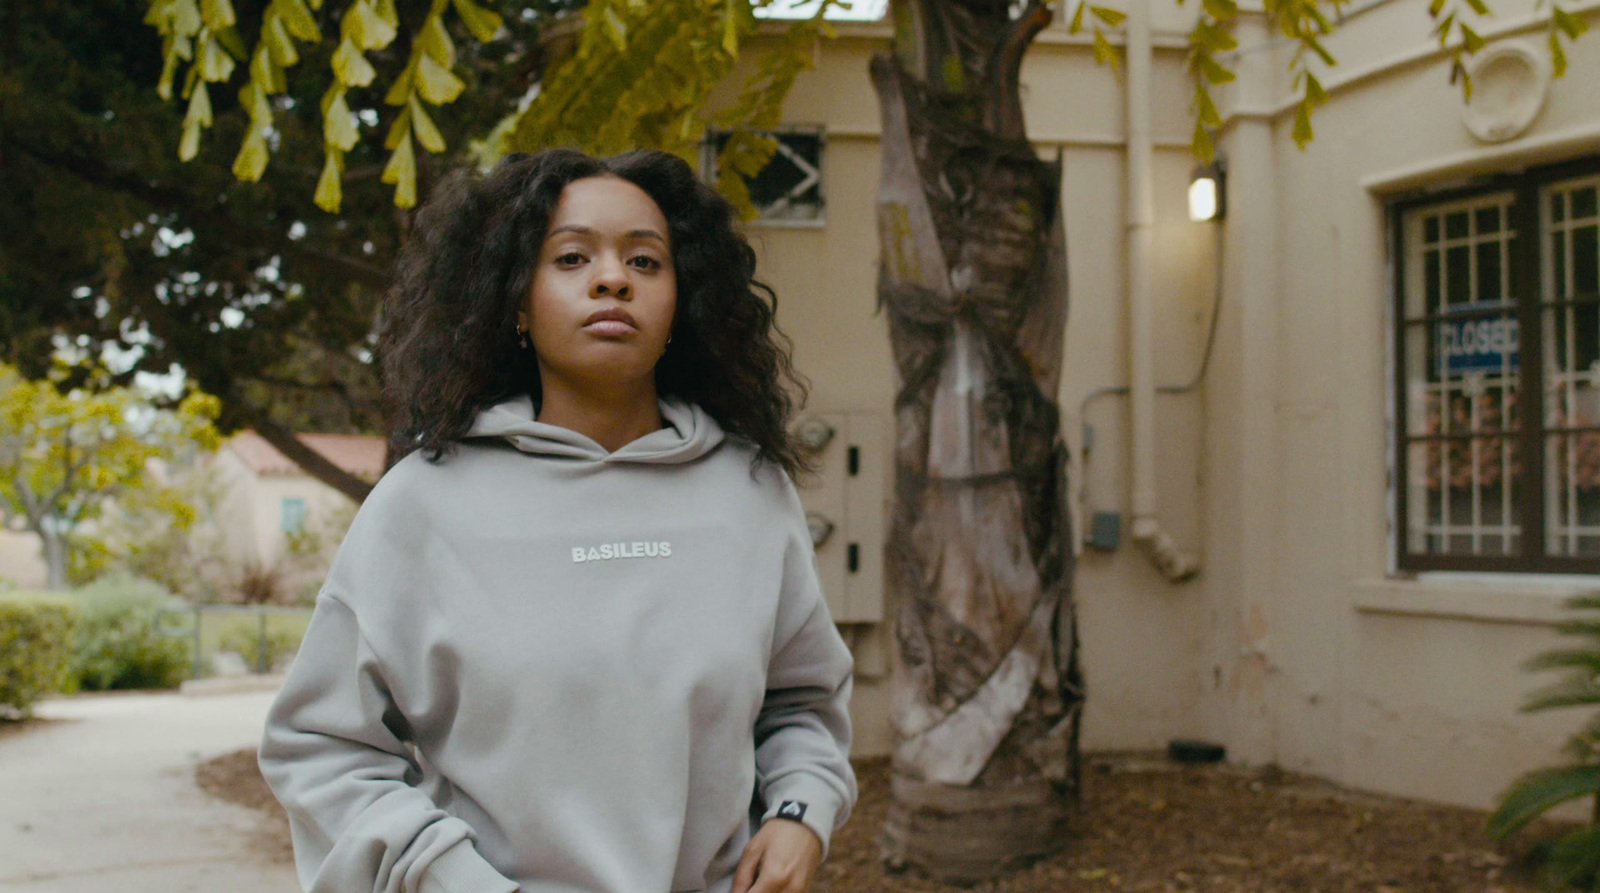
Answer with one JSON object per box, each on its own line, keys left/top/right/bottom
{"left": 1125, "top": 0, "right": 1200, "bottom": 582}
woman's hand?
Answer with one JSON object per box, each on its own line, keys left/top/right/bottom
{"left": 731, "top": 818, "right": 823, "bottom": 893}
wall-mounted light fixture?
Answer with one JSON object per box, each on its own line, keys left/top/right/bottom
{"left": 1188, "top": 158, "right": 1226, "bottom": 222}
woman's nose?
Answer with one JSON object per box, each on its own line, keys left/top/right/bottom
{"left": 591, "top": 256, "right": 631, "bottom": 298}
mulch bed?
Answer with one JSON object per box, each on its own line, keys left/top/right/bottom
{"left": 197, "top": 749, "right": 1567, "bottom": 892}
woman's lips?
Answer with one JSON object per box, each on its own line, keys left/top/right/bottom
{"left": 583, "top": 307, "right": 638, "bottom": 337}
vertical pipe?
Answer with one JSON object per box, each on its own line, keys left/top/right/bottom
{"left": 1127, "top": 0, "right": 1157, "bottom": 521}
{"left": 1126, "top": 0, "right": 1199, "bottom": 580}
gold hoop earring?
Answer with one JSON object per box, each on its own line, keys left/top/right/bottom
{"left": 517, "top": 328, "right": 533, "bottom": 351}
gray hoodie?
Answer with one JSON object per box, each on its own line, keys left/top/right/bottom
{"left": 259, "top": 397, "right": 856, "bottom": 893}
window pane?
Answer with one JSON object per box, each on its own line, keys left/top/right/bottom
{"left": 1546, "top": 299, "right": 1600, "bottom": 394}
{"left": 1476, "top": 206, "right": 1502, "bottom": 234}
{"left": 1575, "top": 186, "right": 1599, "bottom": 222}
{"left": 1477, "top": 241, "right": 1504, "bottom": 303}
{"left": 1424, "top": 250, "right": 1441, "bottom": 312}
{"left": 1554, "top": 192, "right": 1568, "bottom": 224}
{"left": 1447, "top": 245, "right": 1472, "bottom": 306}
{"left": 1576, "top": 225, "right": 1598, "bottom": 297}
{"left": 1425, "top": 215, "right": 1440, "bottom": 243}
{"left": 1554, "top": 232, "right": 1569, "bottom": 299}
{"left": 1407, "top": 435, "right": 1522, "bottom": 557}
{"left": 1446, "top": 210, "right": 1470, "bottom": 240}
{"left": 1546, "top": 432, "right": 1600, "bottom": 557}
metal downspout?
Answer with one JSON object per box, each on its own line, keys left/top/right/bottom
{"left": 1126, "top": 0, "right": 1200, "bottom": 581}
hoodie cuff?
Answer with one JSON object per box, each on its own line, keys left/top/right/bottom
{"left": 760, "top": 775, "right": 845, "bottom": 859}
{"left": 418, "top": 838, "right": 520, "bottom": 893}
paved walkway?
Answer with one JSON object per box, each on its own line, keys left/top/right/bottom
{"left": 0, "top": 686, "right": 300, "bottom": 893}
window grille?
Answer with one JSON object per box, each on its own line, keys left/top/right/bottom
{"left": 703, "top": 128, "right": 825, "bottom": 224}
{"left": 1394, "top": 159, "right": 1600, "bottom": 572}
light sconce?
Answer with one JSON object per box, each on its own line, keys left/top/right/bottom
{"left": 793, "top": 415, "right": 836, "bottom": 453}
{"left": 1188, "top": 159, "right": 1226, "bottom": 222}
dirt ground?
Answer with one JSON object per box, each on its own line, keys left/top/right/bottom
{"left": 198, "top": 749, "right": 1569, "bottom": 892}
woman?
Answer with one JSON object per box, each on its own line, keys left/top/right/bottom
{"left": 259, "top": 148, "right": 856, "bottom": 893}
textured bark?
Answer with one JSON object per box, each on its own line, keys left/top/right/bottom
{"left": 876, "top": 0, "right": 1082, "bottom": 882}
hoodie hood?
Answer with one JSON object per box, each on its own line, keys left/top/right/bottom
{"left": 464, "top": 395, "right": 724, "bottom": 465}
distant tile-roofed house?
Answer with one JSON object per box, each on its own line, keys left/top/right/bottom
{"left": 212, "top": 431, "right": 384, "bottom": 568}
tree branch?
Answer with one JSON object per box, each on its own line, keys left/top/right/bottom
{"left": 233, "top": 398, "right": 375, "bottom": 503}
{"left": 3, "top": 133, "right": 392, "bottom": 288}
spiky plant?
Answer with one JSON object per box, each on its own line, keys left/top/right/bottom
{"left": 1490, "top": 594, "right": 1600, "bottom": 890}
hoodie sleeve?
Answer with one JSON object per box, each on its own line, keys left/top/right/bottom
{"left": 752, "top": 493, "right": 858, "bottom": 855}
{"left": 259, "top": 594, "right": 519, "bottom": 893}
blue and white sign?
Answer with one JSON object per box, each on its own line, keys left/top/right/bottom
{"left": 1439, "top": 306, "right": 1519, "bottom": 377}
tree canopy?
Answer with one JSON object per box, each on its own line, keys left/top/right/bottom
{"left": 0, "top": 362, "right": 221, "bottom": 590}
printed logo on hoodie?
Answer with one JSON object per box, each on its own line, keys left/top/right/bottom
{"left": 571, "top": 541, "right": 673, "bottom": 563}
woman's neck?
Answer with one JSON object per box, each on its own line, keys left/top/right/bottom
{"left": 535, "top": 378, "right": 663, "bottom": 453}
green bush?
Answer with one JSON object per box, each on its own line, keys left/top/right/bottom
{"left": 217, "top": 618, "right": 303, "bottom": 673}
{"left": 67, "top": 576, "right": 190, "bottom": 691}
{"left": 0, "top": 593, "right": 81, "bottom": 716}
{"left": 1491, "top": 594, "right": 1600, "bottom": 890}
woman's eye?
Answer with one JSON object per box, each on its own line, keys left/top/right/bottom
{"left": 555, "top": 252, "right": 585, "bottom": 265}
{"left": 629, "top": 255, "right": 661, "bottom": 270}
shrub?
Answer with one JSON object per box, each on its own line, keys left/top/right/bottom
{"left": 0, "top": 593, "right": 81, "bottom": 716}
{"left": 1490, "top": 594, "right": 1600, "bottom": 889}
{"left": 67, "top": 576, "right": 190, "bottom": 691}
{"left": 217, "top": 618, "right": 303, "bottom": 673}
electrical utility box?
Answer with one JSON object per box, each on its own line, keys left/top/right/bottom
{"left": 792, "top": 411, "right": 886, "bottom": 625}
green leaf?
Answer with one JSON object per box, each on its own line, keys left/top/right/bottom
{"left": 215, "top": 25, "right": 247, "bottom": 60}
{"left": 232, "top": 129, "right": 269, "bottom": 181}
{"left": 1090, "top": 5, "right": 1127, "bottom": 27}
{"left": 385, "top": 105, "right": 412, "bottom": 149}
{"left": 198, "top": 34, "right": 236, "bottom": 81}
{"left": 262, "top": 13, "right": 300, "bottom": 67}
{"left": 1196, "top": 84, "right": 1222, "bottom": 126}
{"left": 1068, "top": 0, "right": 1086, "bottom": 34}
{"left": 1201, "top": 0, "right": 1237, "bottom": 21}
{"left": 1488, "top": 766, "right": 1600, "bottom": 839}
{"left": 185, "top": 79, "right": 214, "bottom": 128}
{"left": 323, "top": 89, "right": 359, "bottom": 151}
{"left": 1434, "top": 12, "right": 1455, "bottom": 44}
{"left": 409, "top": 96, "right": 446, "bottom": 152}
{"left": 1428, "top": 0, "right": 1446, "bottom": 17}
{"left": 1305, "top": 35, "right": 1336, "bottom": 67}
{"left": 418, "top": 15, "right": 455, "bottom": 67}
{"left": 332, "top": 37, "right": 376, "bottom": 87}
{"left": 1540, "top": 824, "right": 1600, "bottom": 890}
{"left": 238, "top": 78, "right": 271, "bottom": 122}
{"left": 1554, "top": 6, "right": 1590, "bottom": 40}
{"left": 275, "top": 0, "right": 322, "bottom": 41}
{"left": 200, "top": 0, "right": 236, "bottom": 29}
{"left": 1463, "top": 0, "right": 1490, "bottom": 16}
{"left": 451, "top": 0, "right": 503, "bottom": 43}
{"left": 1305, "top": 72, "right": 1328, "bottom": 105}
{"left": 1292, "top": 99, "right": 1314, "bottom": 148}
{"left": 1552, "top": 31, "right": 1569, "bottom": 78}
{"left": 1523, "top": 677, "right": 1600, "bottom": 713}
{"left": 415, "top": 53, "right": 465, "bottom": 104}
{"left": 1192, "top": 117, "right": 1215, "bottom": 162}
{"left": 314, "top": 149, "right": 344, "bottom": 212}
{"left": 604, "top": 5, "right": 629, "bottom": 52}
{"left": 1092, "top": 28, "right": 1120, "bottom": 69}
{"left": 178, "top": 120, "right": 203, "bottom": 161}
{"left": 175, "top": 0, "right": 203, "bottom": 35}
{"left": 1461, "top": 24, "right": 1486, "bottom": 53}
{"left": 381, "top": 134, "right": 417, "bottom": 208}
{"left": 1197, "top": 52, "right": 1236, "bottom": 84}
{"left": 385, "top": 60, "right": 415, "bottom": 106}
{"left": 347, "top": 0, "right": 397, "bottom": 51}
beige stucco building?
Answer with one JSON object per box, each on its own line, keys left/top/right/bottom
{"left": 748, "top": 0, "right": 1600, "bottom": 815}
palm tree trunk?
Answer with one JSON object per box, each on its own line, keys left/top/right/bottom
{"left": 875, "top": 0, "right": 1083, "bottom": 881}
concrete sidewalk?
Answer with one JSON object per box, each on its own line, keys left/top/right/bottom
{"left": 0, "top": 686, "right": 300, "bottom": 892}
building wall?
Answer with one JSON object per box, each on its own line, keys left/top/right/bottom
{"left": 747, "top": 0, "right": 1600, "bottom": 812}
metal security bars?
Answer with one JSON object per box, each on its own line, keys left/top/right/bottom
{"left": 1395, "top": 158, "right": 1600, "bottom": 572}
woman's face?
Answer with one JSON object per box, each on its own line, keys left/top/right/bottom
{"left": 521, "top": 175, "right": 677, "bottom": 398}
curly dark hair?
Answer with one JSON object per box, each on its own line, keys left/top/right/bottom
{"left": 380, "top": 148, "right": 811, "bottom": 476}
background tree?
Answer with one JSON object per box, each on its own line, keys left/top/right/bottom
{"left": 0, "top": 363, "right": 222, "bottom": 590}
